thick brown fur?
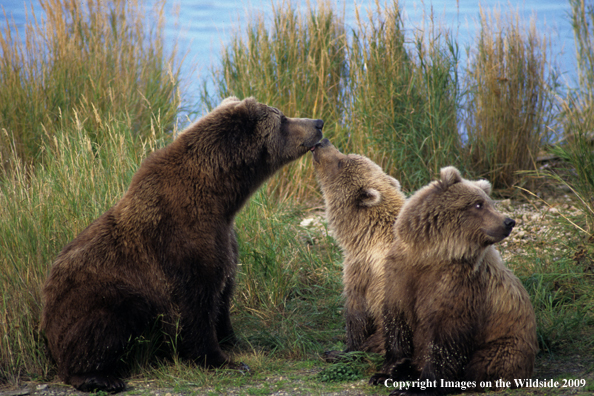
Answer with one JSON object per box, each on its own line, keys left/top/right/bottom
{"left": 41, "top": 97, "right": 323, "bottom": 393}
{"left": 373, "top": 166, "right": 537, "bottom": 396}
{"left": 311, "top": 138, "right": 406, "bottom": 359}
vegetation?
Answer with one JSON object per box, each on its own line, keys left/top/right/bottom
{"left": 463, "top": 6, "right": 556, "bottom": 191}
{"left": 0, "top": 0, "right": 182, "bottom": 176}
{"left": 1, "top": 0, "right": 593, "bottom": 394}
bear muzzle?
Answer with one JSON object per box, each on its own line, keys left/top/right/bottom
{"left": 311, "top": 138, "right": 332, "bottom": 161}
{"left": 503, "top": 217, "right": 516, "bottom": 236}
{"left": 299, "top": 119, "right": 324, "bottom": 151}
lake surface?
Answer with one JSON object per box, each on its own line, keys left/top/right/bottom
{"left": 2, "top": 0, "right": 579, "bottom": 105}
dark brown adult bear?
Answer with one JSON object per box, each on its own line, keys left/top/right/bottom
{"left": 41, "top": 96, "right": 323, "bottom": 393}
{"left": 372, "top": 166, "right": 537, "bottom": 396}
{"left": 311, "top": 138, "right": 406, "bottom": 360}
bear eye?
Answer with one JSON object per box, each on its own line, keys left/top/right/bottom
{"left": 474, "top": 202, "right": 483, "bottom": 210}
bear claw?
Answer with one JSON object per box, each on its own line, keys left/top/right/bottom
{"left": 69, "top": 373, "right": 126, "bottom": 393}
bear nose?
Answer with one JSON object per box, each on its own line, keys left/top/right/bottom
{"left": 313, "top": 138, "right": 331, "bottom": 151}
{"left": 504, "top": 217, "right": 516, "bottom": 230}
{"left": 314, "top": 119, "right": 324, "bottom": 132}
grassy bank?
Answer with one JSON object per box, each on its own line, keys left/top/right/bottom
{"left": 1, "top": 0, "right": 593, "bottom": 393}
{"left": 0, "top": 0, "right": 182, "bottom": 176}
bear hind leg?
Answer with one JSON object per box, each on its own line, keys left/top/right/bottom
{"left": 58, "top": 312, "right": 131, "bottom": 392}
{"left": 53, "top": 294, "right": 156, "bottom": 393}
{"left": 464, "top": 338, "right": 535, "bottom": 389}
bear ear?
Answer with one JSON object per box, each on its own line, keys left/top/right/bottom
{"left": 222, "top": 96, "right": 240, "bottom": 103}
{"left": 218, "top": 96, "right": 241, "bottom": 108}
{"left": 475, "top": 179, "right": 492, "bottom": 195}
{"left": 439, "top": 166, "right": 462, "bottom": 189}
{"left": 238, "top": 97, "right": 266, "bottom": 120}
{"left": 359, "top": 188, "right": 381, "bottom": 207}
{"left": 387, "top": 176, "right": 402, "bottom": 191}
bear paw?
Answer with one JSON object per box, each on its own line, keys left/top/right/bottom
{"left": 369, "top": 372, "right": 391, "bottom": 385}
{"left": 69, "top": 372, "right": 126, "bottom": 393}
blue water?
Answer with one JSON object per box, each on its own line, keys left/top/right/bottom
{"left": 1, "top": 0, "right": 579, "bottom": 106}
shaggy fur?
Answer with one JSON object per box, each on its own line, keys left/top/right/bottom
{"left": 311, "top": 138, "right": 406, "bottom": 359}
{"left": 41, "top": 97, "right": 323, "bottom": 393}
{"left": 372, "top": 166, "right": 537, "bottom": 396}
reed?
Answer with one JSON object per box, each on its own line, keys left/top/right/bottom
{"left": 463, "top": 6, "right": 555, "bottom": 191}
{"left": 346, "top": 1, "right": 462, "bottom": 189}
{"left": 544, "top": 0, "right": 594, "bottom": 236}
{"left": 203, "top": 0, "right": 463, "bottom": 196}
{"left": 0, "top": 118, "right": 170, "bottom": 383}
{"left": 203, "top": 0, "right": 348, "bottom": 200}
{"left": 0, "top": 0, "right": 182, "bottom": 175}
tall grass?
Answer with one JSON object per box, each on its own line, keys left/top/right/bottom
{"left": 203, "top": 0, "right": 463, "bottom": 197}
{"left": 0, "top": 119, "right": 171, "bottom": 383}
{"left": 544, "top": 0, "right": 594, "bottom": 236}
{"left": 203, "top": 0, "right": 348, "bottom": 200}
{"left": 233, "top": 194, "right": 343, "bottom": 357}
{"left": 463, "top": 6, "right": 555, "bottom": 191}
{"left": 0, "top": 0, "right": 182, "bottom": 175}
{"left": 347, "top": 2, "right": 462, "bottom": 189}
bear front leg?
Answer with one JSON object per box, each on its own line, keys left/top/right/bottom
{"left": 324, "top": 295, "right": 374, "bottom": 363}
{"left": 175, "top": 288, "right": 231, "bottom": 368}
{"left": 406, "top": 332, "right": 473, "bottom": 396}
{"left": 215, "top": 277, "right": 237, "bottom": 349}
{"left": 370, "top": 311, "right": 415, "bottom": 385}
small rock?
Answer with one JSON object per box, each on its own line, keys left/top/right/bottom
{"left": 35, "top": 385, "right": 48, "bottom": 391}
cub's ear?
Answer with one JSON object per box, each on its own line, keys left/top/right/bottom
{"left": 213, "top": 96, "right": 242, "bottom": 111}
{"left": 387, "top": 176, "right": 402, "bottom": 191}
{"left": 359, "top": 188, "right": 381, "bottom": 207}
{"left": 219, "top": 96, "right": 240, "bottom": 106}
{"left": 475, "top": 179, "right": 492, "bottom": 195}
{"left": 439, "top": 166, "right": 462, "bottom": 189}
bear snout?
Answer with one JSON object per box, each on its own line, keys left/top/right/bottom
{"left": 311, "top": 138, "right": 332, "bottom": 161}
{"left": 314, "top": 119, "right": 324, "bottom": 132}
{"left": 504, "top": 217, "right": 516, "bottom": 234}
{"left": 314, "top": 138, "right": 331, "bottom": 150}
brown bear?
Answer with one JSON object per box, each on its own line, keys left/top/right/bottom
{"left": 41, "top": 96, "right": 323, "bottom": 393}
{"left": 371, "top": 166, "right": 537, "bottom": 396}
{"left": 311, "top": 138, "right": 406, "bottom": 360}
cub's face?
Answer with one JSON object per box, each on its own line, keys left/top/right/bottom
{"left": 396, "top": 166, "right": 515, "bottom": 258}
{"left": 442, "top": 178, "right": 515, "bottom": 246}
{"left": 311, "top": 138, "right": 402, "bottom": 211}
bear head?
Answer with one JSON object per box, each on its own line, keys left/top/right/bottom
{"left": 395, "top": 166, "right": 515, "bottom": 261}
{"left": 311, "top": 138, "right": 406, "bottom": 252}
{"left": 197, "top": 96, "right": 324, "bottom": 169}
{"left": 174, "top": 96, "right": 324, "bottom": 207}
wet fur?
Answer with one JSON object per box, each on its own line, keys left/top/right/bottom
{"left": 375, "top": 166, "right": 537, "bottom": 396}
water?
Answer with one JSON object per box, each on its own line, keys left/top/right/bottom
{"left": 1, "top": 0, "right": 579, "bottom": 106}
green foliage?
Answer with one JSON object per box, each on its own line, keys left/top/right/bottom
{"left": 203, "top": 0, "right": 464, "bottom": 197}
{"left": 463, "top": 5, "right": 556, "bottom": 191}
{"left": 544, "top": 0, "right": 594, "bottom": 237}
{"left": 317, "top": 363, "right": 362, "bottom": 383}
{"left": 316, "top": 352, "right": 382, "bottom": 383}
{"left": 0, "top": 0, "right": 182, "bottom": 175}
